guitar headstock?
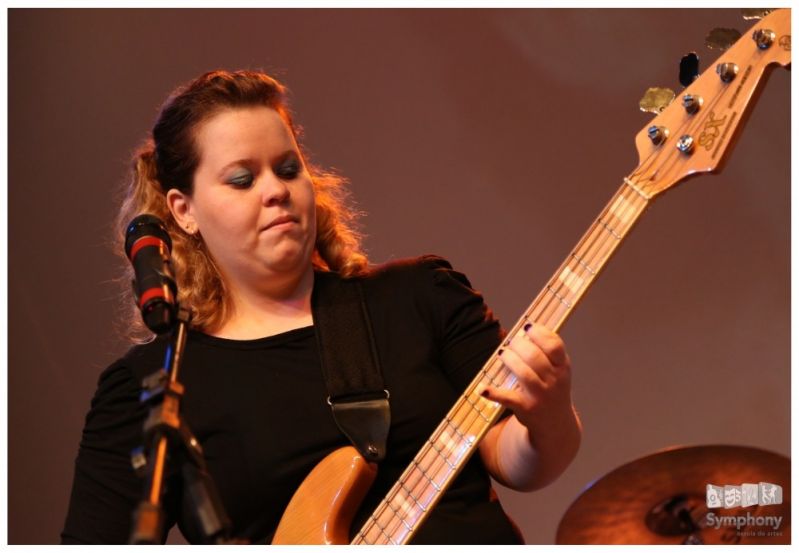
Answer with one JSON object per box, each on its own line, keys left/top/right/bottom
{"left": 631, "top": 8, "right": 790, "bottom": 199}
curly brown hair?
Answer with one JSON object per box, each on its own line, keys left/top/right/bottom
{"left": 115, "top": 70, "right": 369, "bottom": 340}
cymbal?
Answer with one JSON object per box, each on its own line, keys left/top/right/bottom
{"left": 556, "top": 445, "right": 790, "bottom": 545}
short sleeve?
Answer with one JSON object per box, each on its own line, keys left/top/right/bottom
{"left": 417, "top": 255, "right": 506, "bottom": 393}
{"left": 61, "top": 353, "right": 176, "bottom": 544}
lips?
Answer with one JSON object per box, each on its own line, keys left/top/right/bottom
{"left": 263, "top": 214, "right": 299, "bottom": 231}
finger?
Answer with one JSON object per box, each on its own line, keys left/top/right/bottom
{"left": 504, "top": 334, "right": 558, "bottom": 386}
{"left": 524, "top": 322, "right": 569, "bottom": 368}
{"left": 480, "top": 385, "right": 532, "bottom": 413}
{"left": 498, "top": 347, "right": 550, "bottom": 390}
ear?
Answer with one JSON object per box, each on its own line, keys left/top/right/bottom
{"left": 166, "top": 188, "right": 197, "bottom": 234}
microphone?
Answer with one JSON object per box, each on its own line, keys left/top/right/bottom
{"left": 124, "top": 214, "right": 177, "bottom": 334}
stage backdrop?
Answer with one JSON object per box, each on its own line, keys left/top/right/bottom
{"left": 9, "top": 8, "right": 790, "bottom": 545}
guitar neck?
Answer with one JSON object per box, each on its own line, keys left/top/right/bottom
{"left": 353, "top": 175, "right": 653, "bottom": 544}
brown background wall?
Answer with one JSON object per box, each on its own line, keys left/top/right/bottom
{"left": 8, "top": 8, "right": 790, "bottom": 544}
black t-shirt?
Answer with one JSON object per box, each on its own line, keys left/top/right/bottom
{"left": 61, "top": 255, "right": 522, "bottom": 544}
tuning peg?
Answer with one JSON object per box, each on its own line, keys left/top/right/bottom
{"left": 741, "top": 8, "right": 775, "bottom": 21}
{"left": 639, "top": 87, "right": 676, "bottom": 114}
{"left": 679, "top": 52, "right": 700, "bottom": 87}
{"left": 705, "top": 27, "right": 742, "bottom": 51}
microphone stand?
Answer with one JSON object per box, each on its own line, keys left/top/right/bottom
{"left": 128, "top": 306, "right": 243, "bottom": 544}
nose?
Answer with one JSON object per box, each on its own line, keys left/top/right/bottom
{"left": 260, "top": 171, "right": 290, "bottom": 206}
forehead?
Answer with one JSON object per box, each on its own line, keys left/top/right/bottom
{"left": 193, "top": 106, "right": 296, "bottom": 164}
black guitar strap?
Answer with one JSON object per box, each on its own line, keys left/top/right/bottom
{"left": 310, "top": 270, "right": 390, "bottom": 463}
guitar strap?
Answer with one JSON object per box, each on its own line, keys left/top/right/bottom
{"left": 311, "top": 270, "right": 390, "bottom": 463}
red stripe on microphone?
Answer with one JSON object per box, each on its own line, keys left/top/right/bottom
{"left": 138, "top": 287, "right": 167, "bottom": 309}
{"left": 129, "top": 236, "right": 167, "bottom": 260}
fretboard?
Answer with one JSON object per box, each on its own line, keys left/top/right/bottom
{"left": 352, "top": 175, "right": 653, "bottom": 544}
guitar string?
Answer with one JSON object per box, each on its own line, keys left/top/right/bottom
{"left": 533, "top": 23, "right": 766, "bottom": 345}
{"left": 355, "top": 387, "right": 501, "bottom": 543}
{"left": 365, "top": 40, "right": 773, "bottom": 538}
{"left": 354, "top": 44, "right": 768, "bottom": 536}
{"left": 536, "top": 184, "right": 644, "bottom": 324}
{"left": 475, "top": 185, "right": 646, "bottom": 398}
{"left": 355, "top": 183, "right": 651, "bottom": 544}
{"left": 358, "top": 291, "right": 537, "bottom": 538}
{"left": 360, "top": 205, "right": 646, "bottom": 544}
{"left": 379, "top": 403, "right": 487, "bottom": 539}
{"left": 506, "top": 183, "right": 636, "bottom": 334}
{"left": 355, "top": 179, "right": 652, "bottom": 544}
{"left": 555, "top": 61, "right": 747, "bottom": 314}
{"left": 357, "top": 433, "right": 453, "bottom": 542}
{"left": 357, "top": 48, "right": 766, "bottom": 531}
{"left": 363, "top": 176, "right": 654, "bottom": 544}
{"left": 512, "top": 166, "right": 655, "bottom": 355}
{"left": 524, "top": 182, "right": 648, "bottom": 329}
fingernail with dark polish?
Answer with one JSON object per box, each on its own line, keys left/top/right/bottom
{"left": 498, "top": 349, "right": 504, "bottom": 355}
{"left": 523, "top": 323, "right": 532, "bottom": 331}
{"left": 480, "top": 389, "right": 490, "bottom": 398}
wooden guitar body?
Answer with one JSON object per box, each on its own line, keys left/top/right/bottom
{"left": 272, "top": 447, "right": 375, "bottom": 544}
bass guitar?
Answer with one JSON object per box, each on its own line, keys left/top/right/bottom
{"left": 272, "top": 8, "right": 791, "bottom": 545}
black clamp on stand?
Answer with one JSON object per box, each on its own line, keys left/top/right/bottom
{"left": 128, "top": 307, "right": 243, "bottom": 544}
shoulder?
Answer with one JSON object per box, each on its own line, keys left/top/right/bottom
{"left": 359, "top": 254, "right": 468, "bottom": 288}
{"left": 346, "top": 254, "right": 485, "bottom": 304}
{"left": 119, "top": 336, "right": 170, "bottom": 377}
{"left": 365, "top": 254, "right": 483, "bottom": 296}
{"left": 355, "top": 254, "right": 491, "bottom": 326}
{"left": 367, "top": 254, "right": 454, "bottom": 275}
{"left": 91, "top": 337, "right": 169, "bottom": 406}
{"left": 349, "top": 254, "right": 465, "bottom": 304}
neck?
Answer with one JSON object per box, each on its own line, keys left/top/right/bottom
{"left": 212, "top": 264, "right": 315, "bottom": 340}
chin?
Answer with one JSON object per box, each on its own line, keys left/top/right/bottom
{"left": 264, "top": 246, "right": 313, "bottom": 275}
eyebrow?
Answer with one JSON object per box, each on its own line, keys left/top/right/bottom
{"left": 215, "top": 149, "right": 299, "bottom": 179}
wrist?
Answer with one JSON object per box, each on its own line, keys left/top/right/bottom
{"left": 525, "top": 402, "right": 581, "bottom": 454}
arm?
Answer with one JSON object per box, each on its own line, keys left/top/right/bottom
{"left": 478, "top": 323, "right": 582, "bottom": 491}
{"left": 61, "top": 356, "right": 176, "bottom": 544}
{"left": 415, "top": 256, "right": 581, "bottom": 490}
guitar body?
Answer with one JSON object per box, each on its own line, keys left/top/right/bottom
{"left": 272, "top": 447, "right": 376, "bottom": 544}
